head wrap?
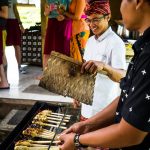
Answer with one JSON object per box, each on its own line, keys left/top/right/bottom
{"left": 85, "top": 0, "right": 111, "bottom": 16}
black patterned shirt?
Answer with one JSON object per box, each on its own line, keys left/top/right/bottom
{"left": 114, "top": 27, "right": 150, "bottom": 150}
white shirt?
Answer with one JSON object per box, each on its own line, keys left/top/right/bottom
{"left": 81, "top": 27, "right": 126, "bottom": 118}
{"left": 8, "top": 0, "right": 17, "bottom": 19}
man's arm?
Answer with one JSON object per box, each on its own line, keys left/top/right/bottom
{"left": 84, "top": 96, "right": 119, "bottom": 131}
{"left": 81, "top": 60, "right": 126, "bottom": 83}
{"left": 59, "top": 118, "right": 147, "bottom": 150}
{"left": 102, "top": 64, "right": 126, "bottom": 82}
{"left": 64, "top": 97, "right": 120, "bottom": 135}
{"left": 0, "top": 6, "right": 8, "bottom": 19}
{"left": 80, "top": 118, "right": 147, "bottom": 148}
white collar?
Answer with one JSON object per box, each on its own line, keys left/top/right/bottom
{"left": 95, "top": 27, "right": 112, "bottom": 42}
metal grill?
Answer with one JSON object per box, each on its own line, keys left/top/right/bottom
{"left": 0, "top": 102, "right": 80, "bottom": 150}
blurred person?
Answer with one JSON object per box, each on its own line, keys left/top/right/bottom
{"left": 58, "top": 0, "right": 150, "bottom": 149}
{"left": 6, "top": 0, "right": 25, "bottom": 73}
{"left": 43, "top": 0, "right": 72, "bottom": 69}
{"left": 58, "top": 0, "right": 90, "bottom": 62}
{"left": 0, "top": 0, "right": 9, "bottom": 89}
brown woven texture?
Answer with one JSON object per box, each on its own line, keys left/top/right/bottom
{"left": 39, "top": 51, "right": 96, "bottom": 105}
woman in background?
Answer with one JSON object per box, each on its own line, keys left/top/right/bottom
{"left": 58, "top": 0, "right": 90, "bottom": 62}
{"left": 43, "top": 0, "right": 72, "bottom": 69}
{"left": 0, "top": 0, "right": 9, "bottom": 89}
{"left": 6, "top": 0, "right": 25, "bottom": 73}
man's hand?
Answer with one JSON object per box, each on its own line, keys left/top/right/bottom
{"left": 73, "top": 99, "right": 81, "bottom": 109}
{"left": 81, "top": 60, "right": 104, "bottom": 74}
{"left": 58, "top": 133, "right": 76, "bottom": 150}
{"left": 62, "top": 121, "right": 90, "bottom": 135}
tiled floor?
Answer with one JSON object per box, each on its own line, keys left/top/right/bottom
{"left": 0, "top": 46, "right": 72, "bottom": 103}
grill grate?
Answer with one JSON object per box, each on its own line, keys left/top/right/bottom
{"left": 0, "top": 102, "right": 80, "bottom": 150}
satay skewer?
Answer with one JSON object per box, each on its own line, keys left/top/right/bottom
{"left": 22, "top": 128, "right": 56, "bottom": 139}
{"left": 16, "top": 140, "right": 59, "bottom": 146}
{"left": 29, "top": 140, "right": 59, "bottom": 144}
{"left": 40, "top": 110, "right": 71, "bottom": 117}
{"left": 35, "top": 114, "right": 69, "bottom": 123}
{"left": 23, "top": 132, "right": 55, "bottom": 140}
{"left": 32, "top": 120, "right": 67, "bottom": 130}
{"left": 15, "top": 145, "right": 59, "bottom": 150}
{"left": 23, "top": 127, "right": 55, "bottom": 136}
{"left": 16, "top": 141, "right": 49, "bottom": 147}
{"left": 38, "top": 110, "right": 71, "bottom": 120}
{"left": 38, "top": 112, "right": 70, "bottom": 120}
{"left": 34, "top": 116, "right": 66, "bottom": 125}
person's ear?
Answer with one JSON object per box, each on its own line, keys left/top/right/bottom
{"left": 106, "top": 14, "right": 111, "bottom": 22}
{"left": 135, "top": 0, "right": 144, "bottom": 10}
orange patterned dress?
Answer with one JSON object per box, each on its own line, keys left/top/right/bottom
{"left": 69, "top": 0, "right": 90, "bottom": 62}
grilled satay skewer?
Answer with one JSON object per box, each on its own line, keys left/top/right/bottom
{"left": 32, "top": 120, "right": 67, "bottom": 130}
{"left": 15, "top": 140, "right": 49, "bottom": 147}
{"left": 23, "top": 128, "right": 55, "bottom": 136}
{"left": 41, "top": 110, "right": 71, "bottom": 117}
{"left": 28, "top": 140, "right": 59, "bottom": 144}
{"left": 22, "top": 128, "right": 56, "bottom": 140}
{"left": 34, "top": 115, "right": 66, "bottom": 125}
{"left": 38, "top": 112, "right": 70, "bottom": 120}
{"left": 15, "top": 145, "right": 59, "bottom": 150}
{"left": 35, "top": 114, "right": 69, "bottom": 123}
{"left": 16, "top": 140, "right": 59, "bottom": 146}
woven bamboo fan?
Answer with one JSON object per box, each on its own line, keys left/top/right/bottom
{"left": 39, "top": 51, "right": 96, "bottom": 105}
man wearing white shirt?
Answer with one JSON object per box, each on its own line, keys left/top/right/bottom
{"left": 80, "top": 0, "right": 126, "bottom": 120}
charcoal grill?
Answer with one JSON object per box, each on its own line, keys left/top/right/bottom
{"left": 0, "top": 102, "right": 80, "bottom": 150}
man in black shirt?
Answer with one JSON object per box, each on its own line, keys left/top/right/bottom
{"left": 58, "top": 0, "right": 150, "bottom": 149}
{"left": 0, "top": 0, "right": 9, "bottom": 89}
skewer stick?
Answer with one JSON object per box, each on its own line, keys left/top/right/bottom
{"left": 35, "top": 114, "right": 69, "bottom": 122}
{"left": 35, "top": 134, "right": 55, "bottom": 140}
{"left": 47, "top": 116, "right": 69, "bottom": 122}
{"left": 47, "top": 114, "right": 70, "bottom": 120}
{"left": 41, "top": 110, "right": 71, "bottom": 117}
{"left": 38, "top": 110, "right": 71, "bottom": 120}
{"left": 34, "top": 116, "right": 66, "bottom": 125}
{"left": 23, "top": 132, "right": 54, "bottom": 140}
{"left": 16, "top": 140, "right": 49, "bottom": 147}
{"left": 45, "top": 119, "right": 66, "bottom": 125}
{"left": 38, "top": 112, "right": 70, "bottom": 120}
{"left": 29, "top": 140, "right": 59, "bottom": 144}
{"left": 23, "top": 128, "right": 55, "bottom": 135}
{"left": 15, "top": 145, "right": 60, "bottom": 150}
{"left": 22, "top": 128, "right": 55, "bottom": 139}
{"left": 16, "top": 140, "right": 59, "bottom": 146}
{"left": 32, "top": 120, "right": 67, "bottom": 130}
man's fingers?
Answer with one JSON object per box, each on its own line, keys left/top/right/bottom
{"left": 60, "top": 127, "right": 72, "bottom": 135}
{"left": 59, "top": 145, "right": 62, "bottom": 150}
{"left": 59, "top": 145, "right": 64, "bottom": 150}
{"left": 84, "top": 61, "right": 93, "bottom": 72}
{"left": 73, "top": 99, "right": 81, "bottom": 108}
{"left": 89, "top": 63, "right": 97, "bottom": 73}
{"left": 81, "top": 61, "right": 88, "bottom": 73}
